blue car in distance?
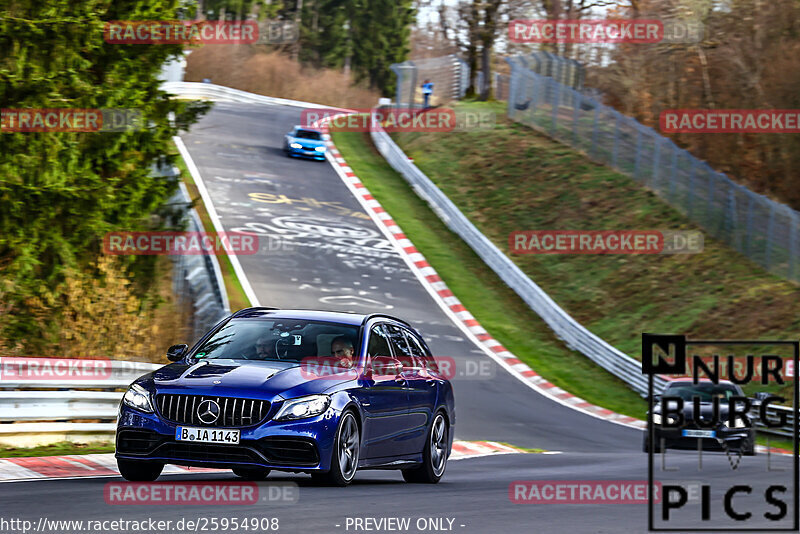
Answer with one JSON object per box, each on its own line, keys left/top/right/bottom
{"left": 116, "top": 308, "right": 454, "bottom": 486}
{"left": 282, "top": 126, "right": 327, "bottom": 160}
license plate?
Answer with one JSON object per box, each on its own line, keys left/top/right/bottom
{"left": 682, "top": 429, "right": 716, "bottom": 438}
{"left": 176, "top": 426, "right": 240, "bottom": 444}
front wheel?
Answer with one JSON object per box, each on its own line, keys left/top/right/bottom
{"left": 403, "top": 412, "right": 448, "bottom": 483}
{"left": 117, "top": 459, "right": 164, "bottom": 481}
{"left": 315, "top": 411, "right": 360, "bottom": 487}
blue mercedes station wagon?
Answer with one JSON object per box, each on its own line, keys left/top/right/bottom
{"left": 116, "top": 308, "right": 454, "bottom": 486}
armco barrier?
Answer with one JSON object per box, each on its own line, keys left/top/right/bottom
{"left": 0, "top": 358, "right": 160, "bottom": 446}
{"left": 368, "top": 108, "right": 665, "bottom": 397}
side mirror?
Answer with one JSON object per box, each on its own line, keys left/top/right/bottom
{"left": 652, "top": 394, "right": 662, "bottom": 403}
{"left": 166, "top": 344, "right": 188, "bottom": 362}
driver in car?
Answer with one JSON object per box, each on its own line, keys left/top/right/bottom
{"left": 331, "top": 336, "right": 356, "bottom": 369}
{"left": 255, "top": 335, "right": 273, "bottom": 359}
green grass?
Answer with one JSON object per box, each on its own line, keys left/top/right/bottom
{"left": 331, "top": 126, "right": 648, "bottom": 419}
{"left": 171, "top": 140, "right": 252, "bottom": 311}
{"left": 0, "top": 441, "right": 115, "bottom": 458}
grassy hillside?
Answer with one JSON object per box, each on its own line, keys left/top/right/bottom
{"left": 392, "top": 102, "right": 800, "bottom": 359}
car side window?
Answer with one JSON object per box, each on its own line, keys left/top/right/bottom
{"left": 367, "top": 325, "right": 393, "bottom": 359}
{"left": 385, "top": 324, "right": 416, "bottom": 370}
{"left": 405, "top": 331, "right": 437, "bottom": 372}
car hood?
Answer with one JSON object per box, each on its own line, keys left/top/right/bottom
{"left": 146, "top": 359, "right": 351, "bottom": 400}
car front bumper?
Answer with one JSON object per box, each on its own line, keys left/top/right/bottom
{"left": 115, "top": 405, "right": 340, "bottom": 472}
{"left": 650, "top": 424, "right": 754, "bottom": 450}
{"left": 286, "top": 147, "right": 326, "bottom": 159}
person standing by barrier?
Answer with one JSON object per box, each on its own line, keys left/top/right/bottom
{"left": 421, "top": 79, "right": 434, "bottom": 108}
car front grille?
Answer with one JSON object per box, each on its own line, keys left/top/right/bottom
{"left": 156, "top": 394, "right": 270, "bottom": 428}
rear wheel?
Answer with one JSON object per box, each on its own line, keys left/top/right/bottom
{"left": 403, "top": 412, "right": 448, "bottom": 483}
{"left": 117, "top": 459, "right": 163, "bottom": 481}
{"left": 232, "top": 467, "right": 270, "bottom": 480}
{"left": 314, "top": 411, "right": 360, "bottom": 487}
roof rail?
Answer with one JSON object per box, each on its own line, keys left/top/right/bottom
{"left": 362, "top": 313, "right": 411, "bottom": 327}
{"left": 231, "top": 307, "right": 280, "bottom": 317}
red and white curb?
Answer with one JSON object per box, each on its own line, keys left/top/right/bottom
{"left": 0, "top": 441, "right": 526, "bottom": 482}
{"left": 315, "top": 118, "right": 649, "bottom": 432}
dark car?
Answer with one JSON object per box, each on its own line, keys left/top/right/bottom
{"left": 283, "top": 126, "right": 327, "bottom": 160}
{"left": 116, "top": 308, "right": 455, "bottom": 486}
{"left": 643, "top": 379, "right": 756, "bottom": 455}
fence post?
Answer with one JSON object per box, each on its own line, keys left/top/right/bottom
{"left": 766, "top": 203, "right": 776, "bottom": 270}
{"left": 725, "top": 183, "right": 736, "bottom": 249}
{"left": 550, "top": 78, "right": 560, "bottom": 135}
{"left": 745, "top": 193, "right": 754, "bottom": 256}
{"left": 651, "top": 135, "right": 661, "bottom": 190}
{"left": 687, "top": 158, "right": 696, "bottom": 217}
{"left": 590, "top": 104, "right": 599, "bottom": 159}
{"left": 531, "top": 73, "right": 541, "bottom": 125}
{"left": 789, "top": 207, "right": 799, "bottom": 281}
{"left": 572, "top": 89, "right": 580, "bottom": 146}
{"left": 408, "top": 61, "right": 417, "bottom": 108}
{"left": 706, "top": 171, "right": 716, "bottom": 229}
{"left": 669, "top": 146, "right": 679, "bottom": 202}
{"left": 633, "top": 126, "right": 643, "bottom": 181}
{"left": 611, "top": 113, "right": 621, "bottom": 169}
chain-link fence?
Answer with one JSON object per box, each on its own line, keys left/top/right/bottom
{"left": 391, "top": 55, "right": 469, "bottom": 107}
{"left": 506, "top": 57, "right": 800, "bottom": 282}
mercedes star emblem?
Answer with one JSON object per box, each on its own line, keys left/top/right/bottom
{"left": 197, "top": 399, "right": 220, "bottom": 424}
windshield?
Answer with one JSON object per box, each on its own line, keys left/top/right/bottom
{"left": 294, "top": 129, "right": 322, "bottom": 140}
{"left": 193, "top": 319, "right": 360, "bottom": 363}
{"left": 664, "top": 382, "right": 740, "bottom": 403}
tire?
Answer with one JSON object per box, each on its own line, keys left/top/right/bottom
{"left": 742, "top": 434, "right": 756, "bottom": 456}
{"left": 314, "top": 411, "right": 360, "bottom": 487}
{"left": 117, "top": 459, "right": 164, "bottom": 481}
{"left": 232, "top": 467, "right": 270, "bottom": 480}
{"left": 403, "top": 412, "right": 448, "bottom": 484}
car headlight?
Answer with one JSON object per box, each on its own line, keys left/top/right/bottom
{"left": 274, "top": 394, "right": 331, "bottom": 421}
{"left": 122, "top": 383, "right": 154, "bottom": 413}
{"left": 314, "top": 146, "right": 326, "bottom": 152}
{"left": 652, "top": 413, "right": 677, "bottom": 426}
{"left": 290, "top": 142, "right": 302, "bottom": 149}
{"left": 725, "top": 417, "right": 747, "bottom": 429}
{"left": 652, "top": 413, "right": 662, "bottom": 425}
